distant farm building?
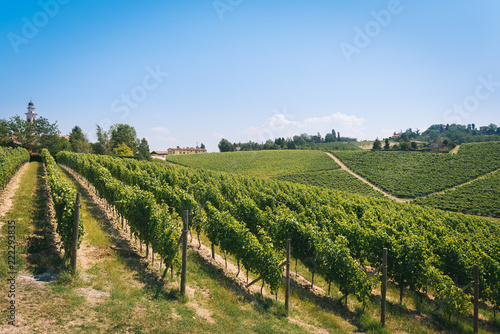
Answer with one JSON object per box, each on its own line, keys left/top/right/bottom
{"left": 430, "top": 141, "right": 444, "bottom": 152}
{"left": 168, "top": 148, "right": 207, "bottom": 155}
{"left": 479, "top": 126, "right": 489, "bottom": 132}
{"left": 151, "top": 148, "right": 207, "bottom": 159}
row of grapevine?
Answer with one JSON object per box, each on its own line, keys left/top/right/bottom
{"left": 333, "top": 141, "right": 500, "bottom": 198}
{"left": 76, "top": 153, "right": 371, "bottom": 298}
{"left": 0, "top": 146, "right": 30, "bottom": 188}
{"left": 57, "top": 152, "right": 500, "bottom": 317}
{"left": 55, "top": 152, "right": 180, "bottom": 270}
{"left": 414, "top": 169, "right": 500, "bottom": 218}
{"left": 123, "top": 155, "right": 500, "bottom": 315}
{"left": 57, "top": 151, "right": 285, "bottom": 291}
{"left": 40, "top": 149, "right": 84, "bottom": 258}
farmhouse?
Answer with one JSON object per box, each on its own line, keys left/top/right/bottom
{"left": 168, "top": 147, "right": 206, "bottom": 155}
{"left": 430, "top": 141, "right": 444, "bottom": 152}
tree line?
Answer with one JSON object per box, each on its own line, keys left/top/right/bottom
{"left": 0, "top": 114, "right": 151, "bottom": 160}
{"left": 218, "top": 129, "right": 356, "bottom": 152}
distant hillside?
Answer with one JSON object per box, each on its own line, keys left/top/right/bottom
{"left": 165, "top": 150, "right": 382, "bottom": 197}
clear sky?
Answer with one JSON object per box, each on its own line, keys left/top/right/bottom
{"left": 1, "top": 0, "right": 499, "bottom": 152}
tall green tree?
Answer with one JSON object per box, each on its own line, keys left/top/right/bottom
{"left": 69, "top": 126, "right": 92, "bottom": 153}
{"left": 372, "top": 138, "right": 382, "bottom": 150}
{"left": 110, "top": 124, "right": 139, "bottom": 154}
{"left": 92, "top": 125, "right": 111, "bottom": 155}
{"left": 138, "top": 137, "right": 151, "bottom": 160}
{"left": 218, "top": 138, "right": 233, "bottom": 152}
{"left": 113, "top": 143, "right": 133, "bottom": 156}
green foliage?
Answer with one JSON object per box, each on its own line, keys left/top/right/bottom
{"left": 0, "top": 147, "right": 30, "bottom": 187}
{"left": 166, "top": 150, "right": 339, "bottom": 179}
{"left": 414, "top": 169, "right": 500, "bottom": 217}
{"left": 69, "top": 126, "right": 92, "bottom": 153}
{"left": 56, "top": 151, "right": 500, "bottom": 317}
{"left": 40, "top": 149, "right": 84, "bottom": 259}
{"left": 56, "top": 151, "right": 179, "bottom": 268}
{"left": 372, "top": 139, "right": 382, "bottom": 150}
{"left": 110, "top": 124, "right": 140, "bottom": 154}
{"left": 113, "top": 143, "right": 133, "bottom": 156}
{"left": 333, "top": 141, "right": 500, "bottom": 198}
{"left": 218, "top": 138, "right": 233, "bottom": 152}
{"left": 138, "top": 137, "right": 151, "bottom": 160}
{"left": 276, "top": 169, "right": 384, "bottom": 198}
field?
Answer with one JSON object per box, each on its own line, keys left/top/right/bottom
{"left": 332, "top": 142, "right": 500, "bottom": 199}
{"left": 165, "top": 150, "right": 384, "bottom": 197}
{"left": 414, "top": 169, "right": 500, "bottom": 218}
{"left": 276, "top": 169, "right": 384, "bottom": 198}
{"left": 166, "top": 150, "right": 340, "bottom": 179}
{"left": 2, "top": 147, "right": 500, "bottom": 333}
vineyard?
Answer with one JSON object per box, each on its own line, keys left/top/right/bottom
{"left": 165, "top": 149, "right": 385, "bottom": 197}
{"left": 332, "top": 142, "right": 500, "bottom": 199}
{"left": 276, "top": 169, "right": 384, "bottom": 198}
{"left": 0, "top": 147, "right": 29, "bottom": 189}
{"left": 56, "top": 151, "right": 500, "bottom": 323}
{"left": 414, "top": 169, "right": 500, "bottom": 218}
{"left": 165, "top": 150, "right": 340, "bottom": 179}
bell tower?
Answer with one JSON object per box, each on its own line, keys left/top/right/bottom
{"left": 25, "top": 101, "right": 37, "bottom": 123}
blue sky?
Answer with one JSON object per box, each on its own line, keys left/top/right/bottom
{"left": 1, "top": 0, "right": 499, "bottom": 152}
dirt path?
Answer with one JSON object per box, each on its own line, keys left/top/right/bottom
{"left": 324, "top": 152, "right": 408, "bottom": 203}
{"left": 0, "top": 162, "right": 29, "bottom": 222}
{"left": 415, "top": 168, "right": 500, "bottom": 199}
{"left": 450, "top": 145, "right": 461, "bottom": 155}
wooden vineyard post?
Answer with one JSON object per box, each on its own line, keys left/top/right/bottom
{"left": 285, "top": 239, "right": 291, "bottom": 315}
{"left": 474, "top": 264, "right": 479, "bottom": 333}
{"left": 381, "top": 248, "right": 387, "bottom": 327}
{"left": 71, "top": 193, "right": 81, "bottom": 275}
{"left": 180, "top": 210, "right": 189, "bottom": 296}
{"left": 212, "top": 243, "right": 215, "bottom": 260}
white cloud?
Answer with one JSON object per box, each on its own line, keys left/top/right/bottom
{"left": 243, "top": 112, "right": 366, "bottom": 142}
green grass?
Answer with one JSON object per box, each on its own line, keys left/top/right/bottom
{"left": 165, "top": 150, "right": 340, "bottom": 179}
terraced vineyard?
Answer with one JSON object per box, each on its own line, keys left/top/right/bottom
{"left": 414, "top": 169, "right": 500, "bottom": 218}
{"left": 57, "top": 151, "right": 500, "bottom": 325}
{"left": 332, "top": 141, "right": 500, "bottom": 199}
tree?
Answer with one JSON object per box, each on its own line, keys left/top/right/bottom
{"left": 110, "top": 124, "right": 139, "bottom": 154}
{"left": 410, "top": 141, "right": 418, "bottom": 150}
{"left": 218, "top": 138, "right": 233, "bottom": 152}
{"left": 331, "top": 129, "right": 337, "bottom": 141}
{"left": 92, "top": 125, "right": 110, "bottom": 155}
{"left": 384, "top": 138, "right": 390, "bottom": 150}
{"left": 69, "top": 126, "right": 92, "bottom": 153}
{"left": 138, "top": 138, "right": 151, "bottom": 160}
{"left": 372, "top": 138, "right": 382, "bottom": 150}
{"left": 113, "top": 143, "right": 133, "bottom": 156}
{"left": 325, "top": 133, "right": 335, "bottom": 143}
{"left": 5, "top": 115, "right": 60, "bottom": 151}
{"left": 399, "top": 141, "right": 410, "bottom": 151}
{"left": 200, "top": 143, "right": 206, "bottom": 149}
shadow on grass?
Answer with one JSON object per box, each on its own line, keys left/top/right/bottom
{"left": 59, "top": 166, "right": 174, "bottom": 299}
{"left": 189, "top": 251, "right": 287, "bottom": 318}
{"left": 25, "top": 162, "right": 64, "bottom": 275}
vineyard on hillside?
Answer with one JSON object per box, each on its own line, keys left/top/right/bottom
{"left": 332, "top": 141, "right": 500, "bottom": 199}
{"left": 276, "top": 169, "right": 384, "bottom": 198}
{"left": 57, "top": 151, "right": 500, "bottom": 320}
{"left": 414, "top": 169, "right": 500, "bottom": 218}
{"left": 165, "top": 150, "right": 339, "bottom": 179}
{"left": 0, "top": 147, "right": 29, "bottom": 188}
{"left": 165, "top": 149, "right": 383, "bottom": 197}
